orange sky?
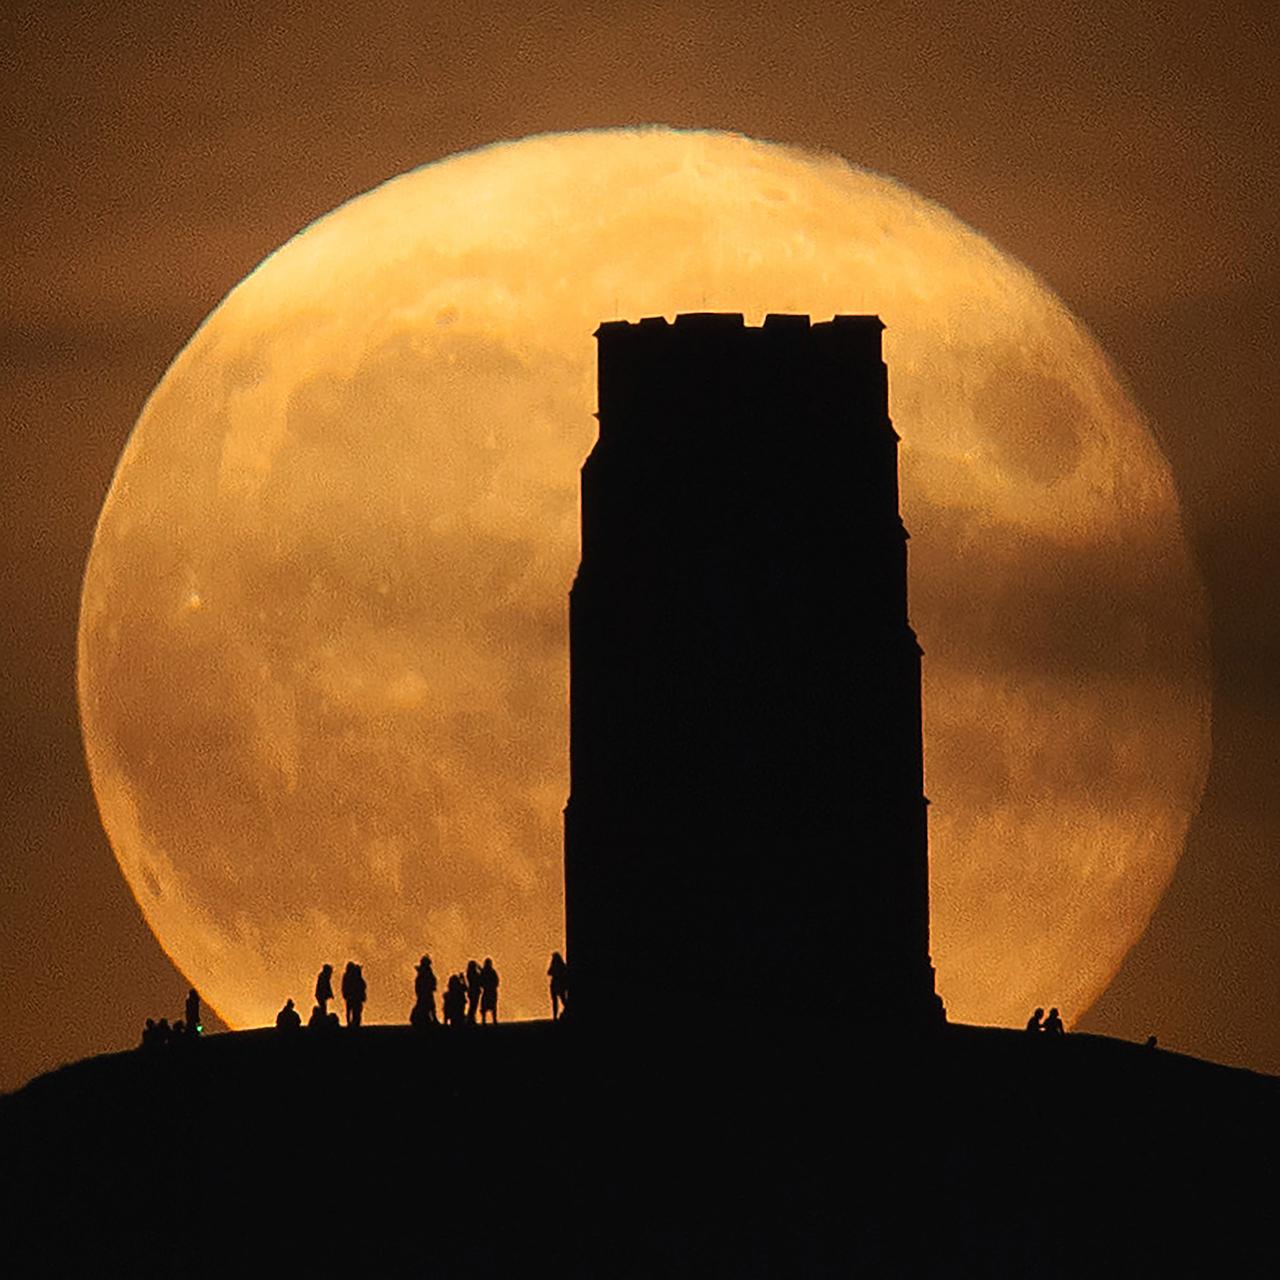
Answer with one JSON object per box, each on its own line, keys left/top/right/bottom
{"left": 1, "top": 0, "right": 1277, "bottom": 1091}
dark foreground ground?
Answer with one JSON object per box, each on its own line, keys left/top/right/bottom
{"left": 2, "top": 1020, "right": 1277, "bottom": 1277}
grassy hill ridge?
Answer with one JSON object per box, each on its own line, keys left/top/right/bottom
{"left": 3, "top": 1022, "right": 1277, "bottom": 1276}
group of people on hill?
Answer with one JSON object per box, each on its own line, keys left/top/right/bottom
{"left": 1025, "top": 1007, "right": 1065, "bottom": 1036}
{"left": 274, "top": 961, "right": 368, "bottom": 1031}
{"left": 411, "top": 955, "right": 501, "bottom": 1026}
{"left": 140, "top": 989, "right": 202, "bottom": 1048}
{"left": 274, "top": 954, "right": 517, "bottom": 1032}
{"left": 323, "top": 961, "right": 368, "bottom": 1025}
{"left": 148, "top": 974, "right": 1077, "bottom": 1045}
{"left": 143, "top": 952, "right": 571, "bottom": 1045}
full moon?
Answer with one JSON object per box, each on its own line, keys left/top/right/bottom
{"left": 78, "top": 128, "right": 1209, "bottom": 1031}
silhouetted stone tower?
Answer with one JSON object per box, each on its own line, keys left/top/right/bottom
{"left": 565, "top": 312, "right": 943, "bottom": 1032}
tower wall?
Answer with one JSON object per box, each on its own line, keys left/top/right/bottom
{"left": 564, "top": 312, "right": 942, "bottom": 1030}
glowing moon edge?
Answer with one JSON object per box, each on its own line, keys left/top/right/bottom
{"left": 77, "top": 128, "right": 1210, "bottom": 1033}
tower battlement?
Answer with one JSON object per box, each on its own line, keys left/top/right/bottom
{"left": 593, "top": 310, "right": 885, "bottom": 336}
{"left": 593, "top": 313, "right": 891, "bottom": 449}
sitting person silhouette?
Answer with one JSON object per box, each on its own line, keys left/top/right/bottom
{"left": 315, "top": 963, "right": 335, "bottom": 1017}
{"left": 342, "top": 961, "right": 367, "bottom": 1027}
{"left": 308, "top": 1003, "right": 340, "bottom": 1032}
{"left": 1025, "top": 1008, "right": 1044, "bottom": 1033}
{"left": 1042, "top": 1007, "right": 1065, "bottom": 1036}
{"left": 276, "top": 998, "right": 302, "bottom": 1031}
{"left": 465, "top": 960, "right": 482, "bottom": 1024}
{"left": 411, "top": 954, "right": 438, "bottom": 1027}
{"left": 548, "top": 952, "right": 569, "bottom": 1021}
{"left": 479, "top": 958, "right": 499, "bottom": 1024}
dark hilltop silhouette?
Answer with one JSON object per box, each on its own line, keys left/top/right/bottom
{"left": 2, "top": 313, "right": 1277, "bottom": 1277}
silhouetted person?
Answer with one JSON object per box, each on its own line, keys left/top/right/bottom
{"left": 308, "top": 1003, "right": 327, "bottom": 1030}
{"left": 548, "top": 952, "right": 569, "bottom": 1021}
{"left": 315, "top": 963, "right": 335, "bottom": 1016}
{"left": 466, "top": 960, "right": 482, "bottom": 1024}
{"left": 479, "top": 958, "right": 499, "bottom": 1024}
{"left": 1043, "top": 1007, "right": 1065, "bottom": 1036}
{"left": 1145, "top": 1034, "right": 1158, "bottom": 1049}
{"left": 185, "top": 988, "right": 201, "bottom": 1035}
{"left": 443, "top": 973, "right": 467, "bottom": 1027}
{"left": 342, "top": 961, "right": 367, "bottom": 1027}
{"left": 156, "top": 1017, "right": 172, "bottom": 1046}
{"left": 1025, "top": 1008, "right": 1044, "bottom": 1034}
{"left": 411, "top": 954, "right": 438, "bottom": 1027}
{"left": 276, "top": 998, "right": 302, "bottom": 1031}
{"left": 141, "top": 1018, "right": 158, "bottom": 1049}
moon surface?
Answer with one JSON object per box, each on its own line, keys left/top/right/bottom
{"left": 78, "top": 128, "right": 1209, "bottom": 1031}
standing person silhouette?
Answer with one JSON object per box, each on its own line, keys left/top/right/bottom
{"left": 315, "top": 964, "right": 335, "bottom": 1017}
{"left": 548, "top": 952, "right": 569, "bottom": 1021}
{"left": 465, "top": 960, "right": 482, "bottom": 1024}
{"left": 443, "top": 974, "right": 466, "bottom": 1026}
{"left": 479, "top": 958, "right": 499, "bottom": 1024}
{"left": 341, "top": 961, "right": 367, "bottom": 1027}
{"left": 185, "top": 988, "right": 201, "bottom": 1036}
{"left": 412, "top": 955, "right": 438, "bottom": 1026}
